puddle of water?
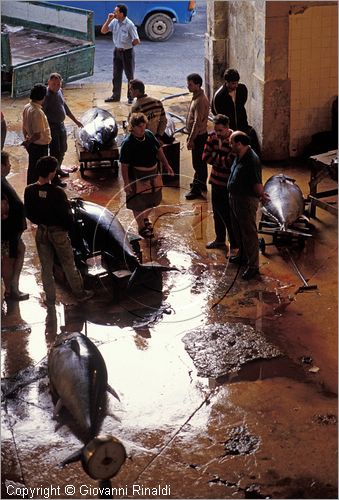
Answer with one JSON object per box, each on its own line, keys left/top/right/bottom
{"left": 183, "top": 323, "right": 283, "bottom": 379}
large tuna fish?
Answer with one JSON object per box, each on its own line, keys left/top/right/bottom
{"left": 48, "top": 331, "right": 119, "bottom": 445}
{"left": 262, "top": 174, "right": 308, "bottom": 234}
{"left": 78, "top": 107, "right": 118, "bottom": 153}
{"left": 70, "top": 199, "right": 177, "bottom": 288}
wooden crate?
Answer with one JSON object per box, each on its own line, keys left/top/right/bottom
{"left": 76, "top": 140, "right": 120, "bottom": 178}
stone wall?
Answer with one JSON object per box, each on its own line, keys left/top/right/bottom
{"left": 205, "top": 0, "right": 338, "bottom": 160}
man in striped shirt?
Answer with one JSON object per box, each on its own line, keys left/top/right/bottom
{"left": 202, "top": 114, "right": 237, "bottom": 252}
{"left": 129, "top": 79, "right": 167, "bottom": 141}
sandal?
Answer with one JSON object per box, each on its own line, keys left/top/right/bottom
{"left": 139, "top": 226, "right": 154, "bottom": 239}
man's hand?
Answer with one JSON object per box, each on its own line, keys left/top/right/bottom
{"left": 21, "top": 140, "right": 31, "bottom": 151}
{"left": 260, "top": 192, "right": 270, "bottom": 205}
{"left": 107, "top": 12, "right": 115, "bottom": 22}
{"left": 187, "top": 139, "right": 193, "bottom": 150}
{"left": 124, "top": 184, "right": 133, "bottom": 196}
{"left": 165, "top": 165, "right": 174, "bottom": 177}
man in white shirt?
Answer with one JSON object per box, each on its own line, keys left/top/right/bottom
{"left": 101, "top": 4, "right": 140, "bottom": 104}
{"left": 22, "top": 84, "right": 51, "bottom": 185}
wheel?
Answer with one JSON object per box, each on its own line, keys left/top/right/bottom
{"left": 143, "top": 13, "right": 174, "bottom": 41}
{"left": 259, "top": 237, "right": 266, "bottom": 254}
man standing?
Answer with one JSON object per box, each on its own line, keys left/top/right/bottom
{"left": 212, "top": 68, "right": 261, "bottom": 155}
{"left": 22, "top": 84, "right": 51, "bottom": 185}
{"left": 212, "top": 68, "right": 248, "bottom": 131}
{"left": 1, "top": 151, "right": 29, "bottom": 301}
{"left": 202, "top": 114, "right": 236, "bottom": 252}
{"left": 101, "top": 4, "right": 140, "bottom": 104}
{"left": 43, "top": 72, "right": 83, "bottom": 187}
{"left": 185, "top": 73, "right": 210, "bottom": 200}
{"left": 129, "top": 79, "right": 167, "bottom": 141}
{"left": 227, "top": 131, "right": 269, "bottom": 280}
{"left": 24, "top": 156, "right": 94, "bottom": 306}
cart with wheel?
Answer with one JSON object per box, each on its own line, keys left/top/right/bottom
{"left": 76, "top": 139, "right": 119, "bottom": 179}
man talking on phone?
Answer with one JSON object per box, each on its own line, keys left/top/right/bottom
{"left": 101, "top": 4, "right": 140, "bottom": 105}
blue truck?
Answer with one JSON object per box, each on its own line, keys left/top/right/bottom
{"left": 48, "top": 1, "right": 196, "bottom": 41}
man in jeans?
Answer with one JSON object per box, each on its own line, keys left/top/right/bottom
{"left": 185, "top": 73, "right": 210, "bottom": 200}
{"left": 24, "top": 156, "right": 94, "bottom": 306}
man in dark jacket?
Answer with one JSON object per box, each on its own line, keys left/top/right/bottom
{"left": 227, "top": 132, "right": 269, "bottom": 280}
{"left": 212, "top": 68, "right": 249, "bottom": 131}
{"left": 212, "top": 69, "right": 261, "bottom": 156}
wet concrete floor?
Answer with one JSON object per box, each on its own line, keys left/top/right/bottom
{"left": 1, "top": 83, "right": 338, "bottom": 499}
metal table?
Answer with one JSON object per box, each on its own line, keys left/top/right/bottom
{"left": 308, "top": 150, "right": 338, "bottom": 217}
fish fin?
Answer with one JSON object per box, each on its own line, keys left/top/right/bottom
{"left": 53, "top": 398, "right": 63, "bottom": 419}
{"left": 107, "top": 384, "right": 120, "bottom": 401}
{"left": 59, "top": 446, "right": 84, "bottom": 468}
{"left": 70, "top": 339, "right": 81, "bottom": 357}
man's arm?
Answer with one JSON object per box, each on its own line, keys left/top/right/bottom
{"left": 130, "top": 22, "right": 140, "bottom": 45}
{"left": 120, "top": 162, "right": 133, "bottom": 195}
{"left": 187, "top": 97, "right": 209, "bottom": 150}
{"left": 101, "top": 13, "right": 115, "bottom": 34}
{"left": 202, "top": 134, "right": 216, "bottom": 165}
{"left": 253, "top": 183, "right": 270, "bottom": 204}
{"left": 64, "top": 102, "right": 82, "bottom": 127}
{"left": 157, "top": 104, "right": 167, "bottom": 137}
{"left": 157, "top": 147, "right": 174, "bottom": 176}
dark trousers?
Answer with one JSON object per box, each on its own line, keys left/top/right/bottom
{"left": 191, "top": 132, "right": 208, "bottom": 193}
{"left": 112, "top": 48, "right": 135, "bottom": 100}
{"left": 27, "top": 143, "right": 49, "bottom": 185}
{"left": 229, "top": 194, "right": 259, "bottom": 268}
{"left": 211, "top": 184, "right": 237, "bottom": 247}
{"left": 49, "top": 123, "right": 67, "bottom": 168}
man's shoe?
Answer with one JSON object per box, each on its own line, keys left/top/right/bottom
{"left": 105, "top": 95, "right": 120, "bottom": 103}
{"left": 77, "top": 290, "right": 95, "bottom": 302}
{"left": 206, "top": 240, "right": 227, "bottom": 249}
{"left": 229, "top": 254, "right": 246, "bottom": 265}
{"left": 58, "top": 169, "right": 69, "bottom": 178}
{"left": 242, "top": 267, "right": 259, "bottom": 280}
{"left": 5, "top": 291, "right": 29, "bottom": 301}
{"left": 185, "top": 190, "right": 205, "bottom": 200}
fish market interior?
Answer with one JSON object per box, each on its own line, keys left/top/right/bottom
{"left": 1, "top": 1, "right": 338, "bottom": 500}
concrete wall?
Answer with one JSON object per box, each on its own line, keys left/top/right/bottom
{"left": 205, "top": 1, "right": 229, "bottom": 101}
{"left": 288, "top": 3, "right": 338, "bottom": 156}
{"left": 205, "top": 0, "right": 338, "bottom": 160}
